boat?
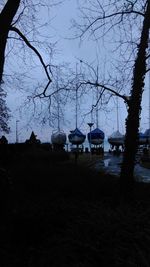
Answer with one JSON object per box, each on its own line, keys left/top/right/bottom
{"left": 68, "top": 128, "right": 86, "bottom": 145}
{"left": 87, "top": 127, "right": 104, "bottom": 145}
{"left": 51, "top": 131, "right": 66, "bottom": 145}
{"left": 138, "top": 132, "right": 147, "bottom": 145}
{"left": 87, "top": 73, "right": 105, "bottom": 151}
{"left": 108, "top": 130, "right": 124, "bottom": 146}
{"left": 51, "top": 70, "right": 67, "bottom": 149}
{"left": 143, "top": 128, "right": 150, "bottom": 145}
{"left": 68, "top": 63, "right": 86, "bottom": 147}
{"left": 108, "top": 97, "right": 124, "bottom": 151}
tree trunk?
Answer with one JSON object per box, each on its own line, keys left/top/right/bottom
{"left": 120, "top": 1, "right": 150, "bottom": 193}
{"left": 0, "top": 0, "right": 20, "bottom": 82}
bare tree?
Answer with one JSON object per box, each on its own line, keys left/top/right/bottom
{"left": 0, "top": 0, "right": 56, "bottom": 87}
{"left": 73, "top": 0, "right": 150, "bottom": 187}
{"left": 0, "top": 0, "right": 20, "bottom": 82}
{"left": 0, "top": 0, "right": 65, "bottom": 130}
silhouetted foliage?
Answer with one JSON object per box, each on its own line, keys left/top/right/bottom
{"left": 0, "top": 87, "right": 10, "bottom": 133}
{"left": 25, "top": 131, "right": 41, "bottom": 144}
{"left": 120, "top": 1, "right": 150, "bottom": 191}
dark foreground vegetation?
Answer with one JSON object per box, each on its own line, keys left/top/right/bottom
{"left": 0, "top": 144, "right": 150, "bottom": 266}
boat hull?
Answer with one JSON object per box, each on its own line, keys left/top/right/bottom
{"left": 108, "top": 137, "right": 124, "bottom": 146}
{"left": 138, "top": 138, "right": 147, "bottom": 145}
{"left": 68, "top": 135, "right": 85, "bottom": 145}
{"left": 143, "top": 129, "right": 150, "bottom": 145}
{"left": 68, "top": 128, "right": 86, "bottom": 145}
{"left": 87, "top": 128, "right": 104, "bottom": 145}
{"left": 108, "top": 130, "right": 124, "bottom": 146}
{"left": 89, "top": 138, "right": 104, "bottom": 145}
{"left": 51, "top": 131, "right": 66, "bottom": 145}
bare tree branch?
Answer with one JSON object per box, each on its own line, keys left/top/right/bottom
{"left": 10, "top": 26, "right": 52, "bottom": 87}
{"left": 80, "top": 80, "right": 130, "bottom": 105}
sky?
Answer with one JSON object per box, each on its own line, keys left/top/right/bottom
{"left": 2, "top": 0, "right": 150, "bottom": 143}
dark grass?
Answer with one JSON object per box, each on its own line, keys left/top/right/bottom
{"left": 1, "top": 147, "right": 150, "bottom": 266}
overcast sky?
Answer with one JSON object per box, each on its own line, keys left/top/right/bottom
{"left": 4, "top": 0, "right": 150, "bottom": 143}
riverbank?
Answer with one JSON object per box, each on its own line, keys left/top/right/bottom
{"left": 1, "top": 149, "right": 150, "bottom": 266}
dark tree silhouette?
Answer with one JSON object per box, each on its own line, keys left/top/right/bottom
{"left": 120, "top": 1, "right": 150, "bottom": 189}
{"left": 0, "top": 0, "right": 20, "bottom": 133}
{"left": 25, "top": 131, "right": 40, "bottom": 144}
{"left": 0, "top": 0, "right": 52, "bottom": 87}
{"left": 0, "top": 0, "right": 54, "bottom": 130}
{"left": 74, "top": 0, "right": 150, "bottom": 186}
{"left": 0, "top": 0, "right": 20, "bottom": 82}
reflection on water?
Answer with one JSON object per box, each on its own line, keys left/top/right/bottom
{"left": 97, "top": 154, "right": 150, "bottom": 183}
{"left": 103, "top": 158, "right": 110, "bottom": 167}
{"left": 134, "top": 165, "right": 150, "bottom": 183}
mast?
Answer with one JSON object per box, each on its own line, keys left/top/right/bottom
{"left": 96, "top": 86, "right": 99, "bottom": 128}
{"left": 57, "top": 92, "right": 60, "bottom": 132}
{"left": 96, "top": 89, "right": 99, "bottom": 128}
{"left": 91, "top": 108, "right": 93, "bottom": 123}
{"left": 75, "top": 63, "right": 78, "bottom": 129}
{"left": 57, "top": 68, "right": 60, "bottom": 132}
{"left": 96, "top": 66, "right": 99, "bottom": 128}
{"left": 116, "top": 96, "right": 119, "bottom": 132}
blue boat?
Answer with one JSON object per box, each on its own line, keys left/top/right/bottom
{"left": 144, "top": 129, "right": 150, "bottom": 144}
{"left": 68, "top": 128, "right": 86, "bottom": 145}
{"left": 138, "top": 132, "right": 146, "bottom": 145}
{"left": 87, "top": 127, "right": 104, "bottom": 145}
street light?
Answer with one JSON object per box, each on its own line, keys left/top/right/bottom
{"left": 87, "top": 122, "right": 94, "bottom": 156}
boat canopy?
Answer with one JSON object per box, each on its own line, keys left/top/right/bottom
{"left": 68, "top": 128, "right": 86, "bottom": 145}
{"left": 139, "top": 132, "right": 145, "bottom": 136}
{"left": 144, "top": 129, "right": 150, "bottom": 137}
{"left": 143, "top": 129, "right": 150, "bottom": 144}
{"left": 108, "top": 130, "right": 124, "bottom": 139}
{"left": 69, "top": 128, "right": 85, "bottom": 137}
{"left": 87, "top": 128, "right": 105, "bottom": 140}
{"left": 108, "top": 130, "right": 124, "bottom": 146}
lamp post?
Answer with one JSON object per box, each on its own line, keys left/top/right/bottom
{"left": 88, "top": 122, "right": 94, "bottom": 156}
